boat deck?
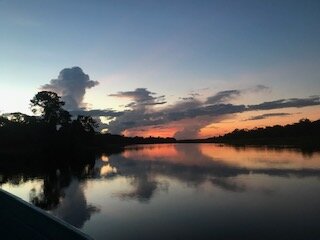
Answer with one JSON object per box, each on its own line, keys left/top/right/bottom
{"left": 0, "top": 189, "right": 92, "bottom": 240}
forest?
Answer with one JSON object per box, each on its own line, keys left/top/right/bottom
{"left": 209, "top": 118, "right": 320, "bottom": 148}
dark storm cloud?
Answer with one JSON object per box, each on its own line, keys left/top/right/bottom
{"left": 245, "top": 113, "right": 292, "bottom": 121}
{"left": 41, "top": 67, "right": 99, "bottom": 110}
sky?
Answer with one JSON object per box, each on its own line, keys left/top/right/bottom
{"left": 0, "top": 0, "right": 320, "bottom": 139}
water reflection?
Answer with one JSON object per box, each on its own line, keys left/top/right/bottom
{"left": 1, "top": 144, "right": 320, "bottom": 239}
{"left": 108, "top": 144, "right": 320, "bottom": 201}
{"left": 125, "top": 143, "right": 320, "bottom": 170}
{"left": 50, "top": 179, "right": 100, "bottom": 228}
{"left": 0, "top": 152, "right": 101, "bottom": 229}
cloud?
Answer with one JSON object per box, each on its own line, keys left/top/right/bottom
{"left": 180, "top": 97, "right": 196, "bottom": 101}
{"left": 115, "top": 176, "right": 159, "bottom": 202}
{"left": 211, "top": 177, "right": 246, "bottom": 192}
{"left": 51, "top": 179, "right": 100, "bottom": 228}
{"left": 107, "top": 90, "right": 247, "bottom": 136}
{"left": 106, "top": 88, "right": 167, "bottom": 133}
{"left": 106, "top": 144, "right": 320, "bottom": 203}
{"left": 39, "top": 69, "right": 317, "bottom": 139}
{"left": 37, "top": 68, "right": 282, "bottom": 138}
{"left": 173, "top": 117, "right": 213, "bottom": 139}
{"left": 206, "top": 90, "right": 241, "bottom": 104}
{"left": 247, "top": 96, "right": 320, "bottom": 110}
{"left": 109, "top": 88, "right": 166, "bottom": 109}
{"left": 245, "top": 113, "right": 292, "bottom": 121}
{"left": 205, "top": 85, "right": 270, "bottom": 105}
{"left": 41, "top": 67, "right": 98, "bottom": 110}
{"left": 106, "top": 88, "right": 319, "bottom": 138}
{"left": 251, "top": 84, "right": 271, "bottom": 92}
{"left": 169, "top": 104, "right": 245, "bottom": 139}
{"left": 70, "top": 109, "right": 123, "bottom": 118}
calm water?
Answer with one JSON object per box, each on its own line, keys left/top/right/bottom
{"left": 2, "top": 144, "right": 320, "bottom": 240}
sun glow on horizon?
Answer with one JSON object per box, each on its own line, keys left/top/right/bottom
{"left": 121, "top": 105, "right": 320, "bottom": 139}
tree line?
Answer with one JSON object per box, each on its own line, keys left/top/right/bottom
{"left": 209, "top": 118, "right": 320, "bottom": 148}
{"left": 0, "top": 91, "right": 99, "bottom": 152}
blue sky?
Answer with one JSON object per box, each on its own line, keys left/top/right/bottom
{"left": 1, "top": 0, "right": 320, "bottom": 137}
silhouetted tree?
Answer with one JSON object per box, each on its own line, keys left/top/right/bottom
{"left": 0, "top": 116, "right": 10, "bottom": 127}
{"left": 30, "top": 91, "right": 71, "bottom": 128}
{"left": 74, "top": 115, "right": 98, "bottom": 133}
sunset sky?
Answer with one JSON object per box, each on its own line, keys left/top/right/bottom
{"left": 1, "top": 0, "right": 320, "bottom": 138}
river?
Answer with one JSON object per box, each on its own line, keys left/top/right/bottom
{"left": 1, "top": 144, "right": 320, "bottom": 240}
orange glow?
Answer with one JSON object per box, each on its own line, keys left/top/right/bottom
{"left": 123, "top": 125, "right": 178, "bottom": 138}
{"left": 200, "top": 106, "right": 320, "bottom": 138}
{"left": 124, "top": 144, "right": 179, "bottom": 160}
{"left": 122, "top": 143, "right": 320, "bottom": 170}
{"left": 123, "top": 144, "right": 212, "bottom": 167}
{"left": 122, "top": 106, "right": 320, "bottom": 139}
{"left": 199, "top": 144, "right": 320, "bottom": 170}
{"left": 101, "top": 154, "right": 109, "bottom": 162}
{"left": 100, "top": 164, "right": 117, "bottom": 176}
